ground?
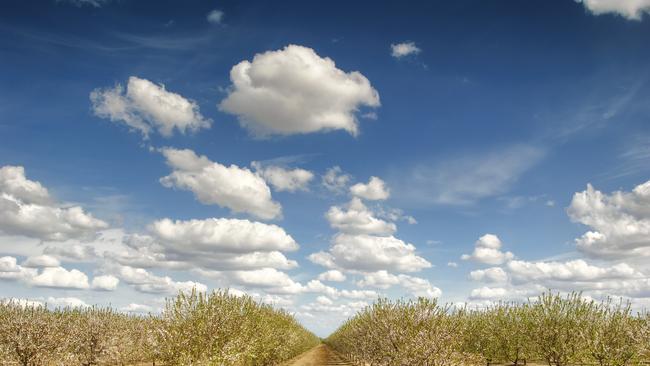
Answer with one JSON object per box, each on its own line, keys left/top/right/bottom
{"left": 283, "top": 344, "right": 354, "bottom": 366}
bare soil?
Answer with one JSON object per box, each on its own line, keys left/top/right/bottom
{"left": 283, "top": 344, "right": 354, "bottom": 366}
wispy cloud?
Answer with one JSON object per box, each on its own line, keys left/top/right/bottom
{"left": 394, "top": 145, "right": 545, "bottom": 206}
{"left": 598, "top": 136, "right": 650, "bottom": 181}
{"left": 546, "top": 76, "right": 648, "bottom": 142}
{"left": 1, "top": 24, "right": 215, "bottom": 53}
{"left": 57, "top": 0, "right": 110, "bottom": 8}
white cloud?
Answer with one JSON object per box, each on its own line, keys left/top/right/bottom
{"left": 317, "top": 270, "right": 346, "bottom": 282}
{"left": 461, "top": 234, "right": 514, "bottom": 265}
{"left": 357, "top": 270, "right": 441, "bottom": 298}
{"left": 470, "top": 286, "right": 508, "bottom": 300}
{"left": 339, "top": 289, "right": 378, "bottom": 300}
{"left": 44, "top": 244, "right": 97, "bottom": 262}
{"left": 150, "top": 217, "right": 298, "bottom": 254}
{"left": 308, "top": 251, "right": 337, "bottom": 269}
{"left": 230, "top": 268, "right": 303, "bottom": 294}
{"left": 303, "top": 279, "right": 378, "bottom": 300}
{"left": 0, "top": 166, "right": 50, "bottom": 204}
{"left": 461, "top": 254, "right": 648, "bottom": 303}
{"left": 507, "top": 259, "right": 641, "bottom": 283}
{"left": 391, "top": 42, "right": 421, "bottom": 58}
{"left": 576, "top": 0, "right": 650, "bottom": 20}
{"left": 401, "top": 145, "right": 544, "bottom": 205}
{"left": 160, "top": 148, "right": 281, "bottom": 220}
{"left": 326, "top": 198, "right": 396, "bottom": 236}
{"left": 0, "top": 256, "right": 37, "bottom": 281}
{"left": 311, "top": 233, "right": 431, "bottom": 273}
{"left": 29, "top": 267, "right": 90, "bottom": 290}
{"left": 469, "top": 267, "right": 508, "bottom": 283}
{"left": 447, "top": 262, "right": 458, "bottom": 268}
{"left": 568, "top": 181, "right": 650, "bottom": 259}
{"left": 252, "top": 162, "right": 314, "bottom": 192}
{"left": 0, "top": 166, "right": 108, "bottom": 241}
{"left": 300, "top": 299, "right": 369, "bottom": 317}
{"left": 90, "top": 76, "right": 211, "bottom": 138}
{"left": 206, "top": 9, "right": 224, "bottom": 24}
{"left": 219, "top": 44, "right": 380, "bottom": 137}
{"left": 22, "top": 255, "right": 60, "bottom": 268}
{"left": 350, "top": 177, "right": 390, "bottom": 201}
{"left": 46, "top": 297, "right": 89, "bottom": 308}
{"left": 121, "top": 303, "right": 153, "bottom": 313}
{"left": 108, "top": 264, "right": 207, "bottom": 294}
{"left": 103, "top": 227, "right": 298, "bottom": 272}
{"left": 91, "top": 274, "right": 119, "bottom": 291}
{"left": 356, "top": 270, "right": 399, "bottom": 289}
{"left": 398, "top": 275, "right": 442, "bottom": 298}
{"left": 316, "top": 295, "right": 333, "bottom": 305}
{"left": 322, "top": 166, "right": 351, "bottom": 194}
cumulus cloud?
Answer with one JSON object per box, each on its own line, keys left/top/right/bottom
{"left": 350, "top": 176, "right": 390, "bottom": 201}
{"left": 0, "top": 166, "right": 108, "bottom": 241}
{"left": 317, "top": 270, "right": 346, "bottom": 282}
{"left": 108, "top": 264, "right": 207, "bottom": 294}
{"left": 355, "top": 270, "right": 399, "bottom": 289}
{"left": 568, "top": 181, "right": 650, "bottom": 259}
{"left": 122, "top": 303, "right": 154, "bottom": 313}
{"left": 46, "top": 297, "right": 89, "bottom": 308}
{"left": 251, "top": 162, "right": 314, "bottom": 192}
{"left": 576, "top": 0, "right": 650, "bottom": 20}
{"left": 94, "top": 218, "right": 300, "bottom": 274}
{"left": 0, "top": 166, "right": 50, "bottom": 204}
{"left": 300, "top": 299, "right": 369, "bottom": 317}
{"left": 219, "top": 44, "right": 380, "bottom": 137}
{"left": 44, "top": 244, "right": 97, "bottom": 262}
{"left": 90, "top": 76, "right": 211, "bottom": 138}
{"left": 91, "top": 274, "right": 119, "bottom": 291}
{"left": 470, "top": 286, "right": 509, "bottom": 300}
{"left": 29, "top": 267, "right": 90, "bottom": 290}
{"left": 150, "top": 217, "right": 298, "bottom": 254}
{"left": 316, "top": 295, "right": 334, "bottom": 305}
{"left": 206, "top": 9, "right": 224, "bottom": 24}
{"left": 391, "top": 42, "right": 421, "bottom": 58}
{"left": 357, "top": 270, "right": 441, "bottom": 297}
{"left": 196, "top": 268, "right": 306, "bottom": 296}
{"left": 322, "top": 166, "right": 352, "bottom": 194}
{"left": 326, "top": 198, "right": 396, "bottom": 236}
{"left": 310, "top": 233, "right": 431, "bottom": 273}
{"left": 0, "top": 256, "right": 37, "bottom": 281}
{"left": 22, "top": 255, "right": 60, "bottom": 268}
{"left": 303, "top": 279, "right": 378, "bottom": 300}
{"left": 159, "top": 148, "right": 281, "bottom": 220}
{"left": 229, "top": 268, "right": 302, "bottom": 294}
{"left": 88, "top": 224, "right": 298, "bottom": 274}
{"left": 469, "top": 267, "right": 508, "bottom": 283}
{"left": 507, "top": 259, "right": 641, "bottom": 283}
{"left": 462, "top": 253, "right": 647, "bottom": 303}
{"left": 461, "top": 234, "right": 514, "bottom": 265}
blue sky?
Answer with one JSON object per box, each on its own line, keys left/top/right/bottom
{"left": 1, "top": 0, "right": 650, "bottom": 336}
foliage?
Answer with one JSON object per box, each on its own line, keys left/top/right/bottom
{"left": 156, "top": 289, "right": 319, "bottom": 365}
{"left": 327, "top": 292, "right": 650, "bottom": 366}
{"left": 0, "top": 290, "right": 319, "bottom": 366}
{"left": 327, "top": 297, "right": 482, "bottom": 366}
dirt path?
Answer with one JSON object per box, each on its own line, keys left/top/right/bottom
{"left": 283, "top": 344, "right": 354, "bottom": 366}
